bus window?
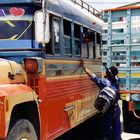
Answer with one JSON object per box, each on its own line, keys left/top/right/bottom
{"left": 82, "top": 27, "right": 89, "bottom": 58}
{"left": 82, "top": 28, "right": 96, "bottom": 59}
{"left": 88, "top": 30, "right": 95, "bottom": 59}
{"left": 52, "top": 17, "right": 61, "bottom": 55}
{"left": 46, "top": 14, "right": 53, "bottom": 55}
{"left": 74, "top": 23, "right": 81, "bottom": 56}
{"left": 96, "top": 32, "right": 101, "bottom": 59}
{"left": 63, "top": 19, "right": 72, "bottom": 56}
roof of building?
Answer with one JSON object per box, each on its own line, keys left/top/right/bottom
{"left": 103, "top": 1, "right": 140, "bottom": 12}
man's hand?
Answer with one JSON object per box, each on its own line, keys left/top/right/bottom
{"left": 80, "top": 59, "right": 85, "bottom": 68}
{"left": 80, "top": 59, "right": 86, "bottom": 70}
{"left": 80, "top": 59, "right": 93, "bottom": 77}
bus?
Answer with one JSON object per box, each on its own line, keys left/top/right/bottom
{"left": 102, "top": 4, "right": 140, "bottom": 135}
{"left": 0, "top": 0, "right": 103, "bottom": 139}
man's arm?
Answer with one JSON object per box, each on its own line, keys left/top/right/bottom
{"left": 80, "top": 60, "right": 94, "bottom": 77}
{"left": 80, "top": 60, "right": 104, "bottom": 89}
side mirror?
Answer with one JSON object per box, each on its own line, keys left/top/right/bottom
{"left": 34, "top": 11, "right": 50, "bottom": 43}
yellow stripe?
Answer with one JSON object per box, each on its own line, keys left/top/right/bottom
{"left": 131, "top": 73, "right": 140, "bottom": 77}
{"left": 118, "top": 73, "right": 126, "bottom": 77}
{"left": 120, "top": 94, "right": 127, "bottom": 100}
{"left": 103, "top": 73, "right": 140, "bottom": 78}
{"left": 119, "top": 73, "right": 140, "bottom": 77}
{"left": 5, "top": 20, "right": 15, "bottom": 27}
{"left": 45, "top": 59, "right": 101, "bottom": 65}
{"left": 10, "top": 34, "right": 19, "bottom": 40}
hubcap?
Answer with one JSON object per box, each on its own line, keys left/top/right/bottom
{"left": 20, "top": 138, "right": 28, "bottom": 140}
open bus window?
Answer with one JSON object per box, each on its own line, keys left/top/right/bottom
{"left": 82, "top": 28, "right": 98, "bottom": 59}
{"left": 52, "top": 17, "right": 61, "bottom": 55}
{"left": 89, "top": 30, "right": 96, "bottom": 59}
{"left": 74, "top": 23, "right": 81, "bottom": 56}
{"left": 63, "top": 19, "right": 72, "bottom": 55}
{"left": 46, "top": 14, "right": 53, "bottom": 54}
{"left": 46, "top": 16, "right": 101, "bottom": 59}
{"left": 96, "top": 33, "right": 101, "bottom": 59}
{"left": 82, "top": 27, "right": 89, "bottom": 58}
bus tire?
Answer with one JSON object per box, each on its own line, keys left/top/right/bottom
{"left": 6, "top": 119, "right": 38, "bottom": 140}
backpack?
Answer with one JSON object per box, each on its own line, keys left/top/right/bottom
{"left": 94, "top": 86, "right": 116, "bottom": 113}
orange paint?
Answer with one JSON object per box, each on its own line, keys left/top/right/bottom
{"left": 103, "top": 5, "right": 140, "bottom": 12}
{"left": 27, "top": 75, "right": 99, "bottom": 140}
{"left": 0, "top": 97, "right": 5, "bottom": 138}
{"left": 120, "top": 90, "right": 140, "bottom": 94}
{"left": 128, "top": 101, "right": 134, "bottom": 111}
{"left": 0, "top": 84, "right": 35, "bottom": 139}
{"left": 0, "top": 84, "right": 33, "bottom": 96}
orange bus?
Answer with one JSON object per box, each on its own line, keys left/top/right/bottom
{"left": 0, "top": 0, "right": 103, "bottom": 139}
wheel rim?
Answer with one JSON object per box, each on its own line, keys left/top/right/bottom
{"left": 20, "top": 138, "right": 29, "bottom": 140}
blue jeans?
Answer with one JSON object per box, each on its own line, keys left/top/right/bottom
{"left": 100, "top": 104, "right": 121, "bottom": 140}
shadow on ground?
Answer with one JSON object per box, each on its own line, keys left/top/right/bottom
{"left": 55, "top": 113, "right": 108, "bottom": 140}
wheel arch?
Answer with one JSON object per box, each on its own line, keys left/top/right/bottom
{"left": 7, "top": 101, "right": 40, "bottom": 140}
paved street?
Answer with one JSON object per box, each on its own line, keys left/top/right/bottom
{"left": 121, "top": 132, "right": 140, "bottom": 140}
{"left": 57, "top": 101, "right": 140, "bottom": 140}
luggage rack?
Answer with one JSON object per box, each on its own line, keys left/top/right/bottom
{"left": 70, "top": 0, "right": 101, "bottom": 17}
{"left": 34, "top": 0, "right": 101, "bottom": 17}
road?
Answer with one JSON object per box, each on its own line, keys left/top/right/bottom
{"left": 56, "top": 101, "right": 140, "bottom": 140}
{"left": 121, "top": 132, "right": 140, "bottom": 140}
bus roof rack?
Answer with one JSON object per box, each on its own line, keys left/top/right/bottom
{"left": 70, "top": 0, "right": 101, "bottom": 17}
{"left": 0, "top": 0, "right": 100, "bottom": 17}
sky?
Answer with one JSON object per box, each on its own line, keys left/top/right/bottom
{"left": 85, "top": 0, "right": 140, "bottom": 11}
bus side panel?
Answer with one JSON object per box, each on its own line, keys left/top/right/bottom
{"left": 30, "top": 75, "right": 99, "bottom": 140}
{"left": 45, "top": 76, "right": 99, "bottom": 139}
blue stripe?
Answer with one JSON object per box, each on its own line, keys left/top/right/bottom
{"left": 0, "top": 40, "right": 39, "bottom": 49}
{"left": 0, "top": 0, "right": 32, "bottom": 3}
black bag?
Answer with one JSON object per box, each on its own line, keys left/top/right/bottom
{"left": 94, "top": 86, "right": 116, "bottom": 113}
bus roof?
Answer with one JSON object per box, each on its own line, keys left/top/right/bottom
{"left": 48, "top": 0, "right": 103, "bottom": 33}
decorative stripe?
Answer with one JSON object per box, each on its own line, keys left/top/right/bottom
{"left": 46, "top": 59, "right": 101, "bottom": 77}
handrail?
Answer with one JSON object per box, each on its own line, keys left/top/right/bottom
{"left": 70, "top": 0, "right": 101, "bottom": 17}
{"left": 34, "top": 0, "right": 101, "bottom": 17}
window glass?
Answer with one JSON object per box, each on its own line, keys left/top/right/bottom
{"left": 63, "top": 19, "right": 72, "bottom": 55}
{"left": 74, "top": 23, "right": 81, "bottom": 56}
{"left": 96, "top": 32, "right": 101, "bottom": 59}
{"left": 53, "top": 18, "right": 61, "bottom": 54}
{"left": 82, "top": 27, "right": 89, "bottom": 58}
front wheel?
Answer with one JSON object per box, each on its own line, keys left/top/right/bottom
{"left": 6, "top": 119, "right": 38, "bottom": 140}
